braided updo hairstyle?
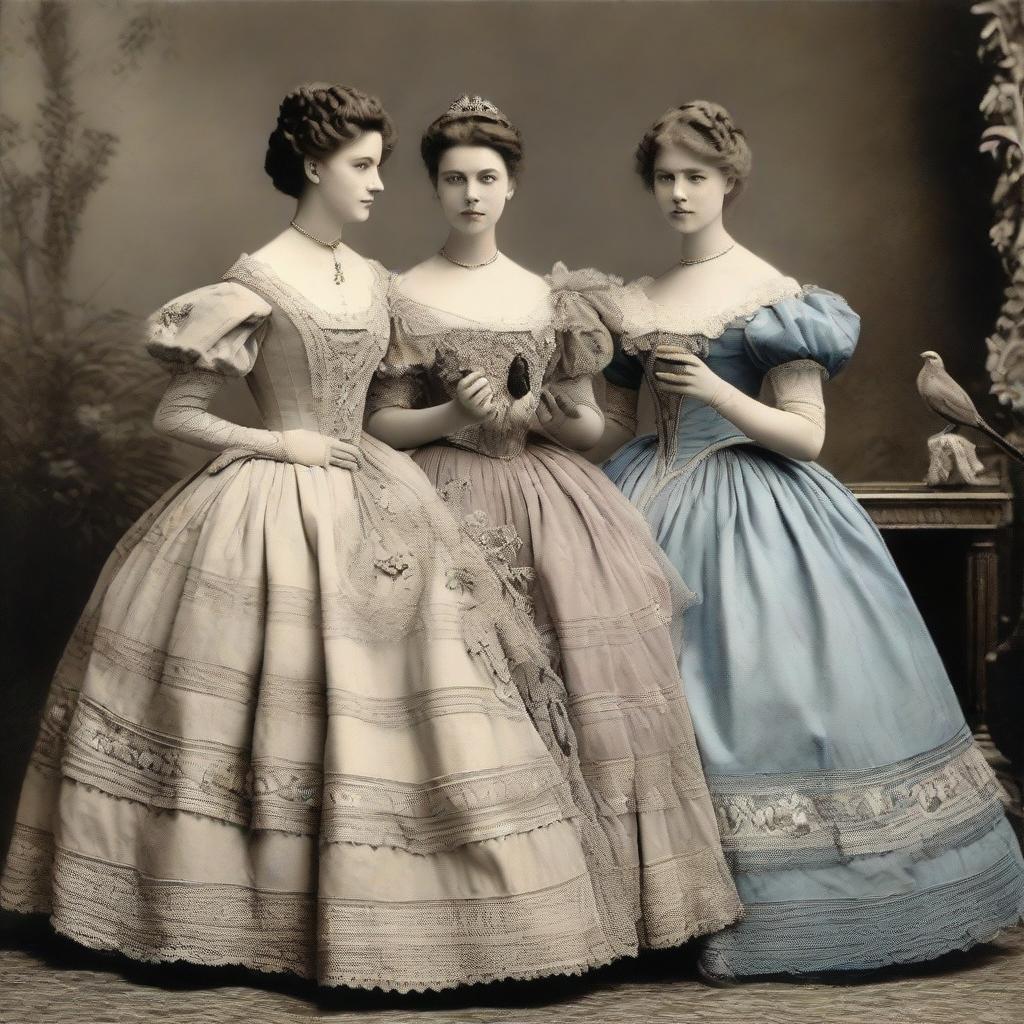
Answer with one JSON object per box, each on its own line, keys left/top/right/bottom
{"left": 635, "top": 101, "right": 752, "bottom": 201}
{"left": 420, "top": 105, "right": 523, "bottom": 186}
{"left": 265, "top": 83, "right": 396, "bottom": 199}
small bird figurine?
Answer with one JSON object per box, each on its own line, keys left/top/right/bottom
{"left": 917, "top": 350, "right": 1024, "bottom": 464}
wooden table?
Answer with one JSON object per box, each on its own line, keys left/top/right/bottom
{"left": 850, "top": 481, "right": 1013, "bottom": 724}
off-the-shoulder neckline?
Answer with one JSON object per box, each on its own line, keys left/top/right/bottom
{"left": 226, "top": 253, "right": 387, "bottom": 324}
{"left": 624, "top": 273, "right": 803, "bottom": 339}
{"left": 390, "top": 285, "right": 554, "bottom": 330}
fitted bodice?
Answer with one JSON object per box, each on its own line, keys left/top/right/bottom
{"left": 387, "top": 291, "right": 559, "bottom": 460}
{"left": 601, "top": 275, "right": 825, "bottom": 475}
{"left": 225, "top": 257, "right": 391, "bottom": 443}
{"left": 639, "top": 325, "right": 769, "bottom": 471}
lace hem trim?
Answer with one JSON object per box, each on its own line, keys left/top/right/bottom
{"left": 1, "top": 824, "right": 742, "bottom": 981}
{"left": 2, "top": 831, "right": 622, "bottom": 992}
{"left": 710, "top": 726, "right": 1011, "bottom": 870}
{"left": 700, "top": 843, "right": 1024, "bottom": 978}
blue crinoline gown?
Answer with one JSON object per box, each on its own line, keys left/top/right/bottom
{"left": 583, "top": 271, "right": 1024, "bottom": 978}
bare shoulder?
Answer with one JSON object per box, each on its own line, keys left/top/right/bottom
{"left": 247, "top": 230, "right": 294, "bottom": 266}
{"left": 729, "top": 246, "right": 785, "bottom": 286}
{"left": 498, "top": 259, "right": 551, "bottom": 299}
{"left": 393, "top": 257, "right": 446, "bottom": 300}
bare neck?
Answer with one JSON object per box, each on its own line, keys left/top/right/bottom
{"left": 441, "top": 228, "right": 499, "bottom": 265}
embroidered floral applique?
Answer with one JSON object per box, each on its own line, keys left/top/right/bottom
{"left": 374, "top": 552, "right": 414, "bottom": 579}
{"left": 159, "top": 301, "right": 194, "bottom": 330}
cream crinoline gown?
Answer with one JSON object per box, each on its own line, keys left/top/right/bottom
{"left": 0, "top": 256, "right": 708, "bottom": 992}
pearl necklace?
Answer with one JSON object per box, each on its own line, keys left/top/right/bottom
{"left": 290, "top": 220, "right": 345, "bottom": 284}
{"left": 440, "top": 246, "right": 499, "bottom": 269}
{"left": 679, "top": 243, "right": 735, "bottom": 267}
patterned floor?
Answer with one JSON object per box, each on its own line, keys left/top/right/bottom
{"left": 0, "top": 918, "right": 1021, "bottom": 1024}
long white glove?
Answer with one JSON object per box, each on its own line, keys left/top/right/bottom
{"left": 153, "top": 369, "right": 362, "bottom": 472}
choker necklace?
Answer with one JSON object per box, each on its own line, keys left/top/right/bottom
{"left": 440, "top": 246, "right": 499, "bottom": 269}
{"left": 290, "top": 220, "right": 345, "bottom": 284}
{"left": 679, "top": 243, "right": 735, "bottom": 267}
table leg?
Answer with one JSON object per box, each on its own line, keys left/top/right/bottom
{"left": 967, "top": 538, "right": 999, "bottom": 725}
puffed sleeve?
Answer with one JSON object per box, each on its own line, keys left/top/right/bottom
{"left": 742, "top": 288, "right": 860, "bottom": 380}
{"left": 364, "top": 331, "right": 431, "bottom": 414}
{"left": 545, "top": 263, "right": 618, "bottom": 383}
{"left": 364, "top": 284, "right": 439, "bottom": 415}
{"left": 570, "top": 278, "right": 645, "bottom": 436}
{"left": 146, "top": 282, "right": 272, "bottom": 376}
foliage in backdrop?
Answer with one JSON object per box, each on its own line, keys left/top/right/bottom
{"left": 977, "top": 0, "right": 1024, "bottom": 434}
{"left": 0, "top": 2, "right": 174, "bottom": 661}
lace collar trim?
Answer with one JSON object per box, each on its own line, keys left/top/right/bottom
{"left": 389, "top": 286, "right": 554, "bottom": 336}
{"left": 225, "top": 254, "right": 388, "bottom": 328}
{"left": 623, "top": 274, "right": 803, "bottom": 340}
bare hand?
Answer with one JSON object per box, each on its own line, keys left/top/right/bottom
{"left": 455, "top": 370, "right": 496, "bottom": 422}
{"left": 535, "top": 388, "right": 582, "bottom": 428}
{"left": 653, "top": 347, "right": 730, "bottom": 407}
{"left": 281, "top": 429, "right": 362, "bottom": 470}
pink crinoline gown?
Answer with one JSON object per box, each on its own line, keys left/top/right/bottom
{"left": 366, "top": 262, "right": 743, "bottom": 954}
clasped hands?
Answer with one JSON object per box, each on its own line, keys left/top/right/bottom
{"left": 653, "top": 345, "right": 733, "bottom": 410}
{"left": 453, "top": 369, "right": 583, "bottom": 428}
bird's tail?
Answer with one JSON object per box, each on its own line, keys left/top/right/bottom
{"left": 978, "top": 423, "right": 1024, "bottom": 465}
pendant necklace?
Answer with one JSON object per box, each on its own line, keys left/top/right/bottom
{"left": 290, "top": 220, "right": 345, "bottom": 284}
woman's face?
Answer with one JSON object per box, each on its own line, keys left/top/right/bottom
{"left": 308, "top": 130, "right": 384, "bottom": 224}
{"left": 435, "top": 145, "right": 512, "bottom": 236}
{"left": 652, "top": 142, "right": 733, "bottom": 236}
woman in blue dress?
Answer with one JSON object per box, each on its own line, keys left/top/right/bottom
{"left": 583, "top": 100, "right": 1024, "bottom": 980}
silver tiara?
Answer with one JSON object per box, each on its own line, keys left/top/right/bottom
{"left": 438, "top": 94, "right": 510, "bottom": 125}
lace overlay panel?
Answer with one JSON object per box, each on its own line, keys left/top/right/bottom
{"left": 225, "top": 259, "right": 391, "bottom": 442}
{"left": 711, "top": 726, "right": 1010, "bottom": 871}
{"left": 387, "top": 294, "right": 560, "bottom": 460}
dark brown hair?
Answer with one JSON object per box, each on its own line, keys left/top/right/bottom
{"left": 420, "top": 110, "right": 523, "bottom": 185}
{"left": 265, "top": 83, "right": 396, "bottom": 198}
{"left": 635, "top": 100, "right": 752, "bottom": 198}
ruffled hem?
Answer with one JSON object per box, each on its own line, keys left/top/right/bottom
{"left": 44, "top": 915, "right": 623, "bottom": 994}
{"left": 0, "top": 826, "right": 622, "bottom": 993}
{"left": 699, "top": 833, "right": 1024, "bottom": 979}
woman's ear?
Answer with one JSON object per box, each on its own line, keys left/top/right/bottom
{"left": 506, "top": 178, "right": 516, "bottom": 201}
{"left": 724, "top": 176, "right": 736, "bottom": 195}
{"left": 305, "top": 162, "right": 320, "bottom": 186}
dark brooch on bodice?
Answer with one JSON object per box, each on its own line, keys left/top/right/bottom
{"left": 506, "top": 353, "right": 531, "bottom": 400}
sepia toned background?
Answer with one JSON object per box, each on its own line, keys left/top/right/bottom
{"left": 0, "top": 0, "right": 1008, "bottom": 860}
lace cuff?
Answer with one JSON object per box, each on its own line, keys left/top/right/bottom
{"left": 766, "top": 359, "right": 826, "bottom": 432}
